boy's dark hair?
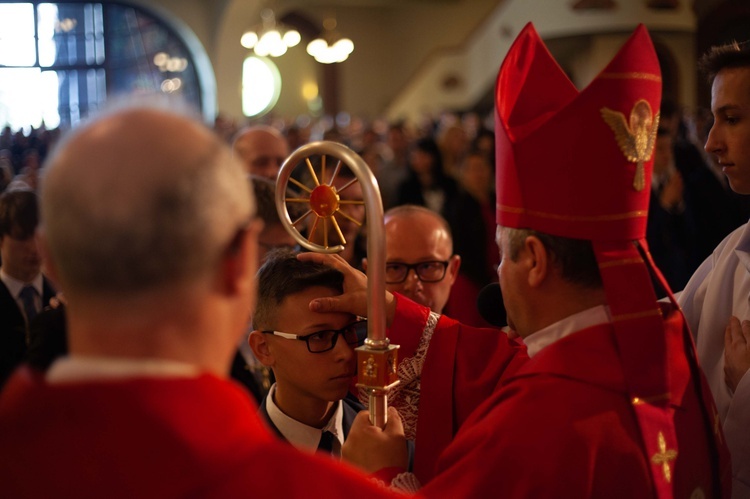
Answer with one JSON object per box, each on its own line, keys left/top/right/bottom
{"left": 0, "top": 189, "right": 39, "bottom": 239}
{"left": 252, "top": 248, "right": 344, "bottom": 330}
{"left": 699, "top": 39, "right": 750, "bottom": 84}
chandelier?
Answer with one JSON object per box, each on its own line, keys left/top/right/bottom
{"left": 240, "top": 8, "right": 300, "bottom": 58}
{"left": 306, "top": 19, "right": 354, "bottom": 64}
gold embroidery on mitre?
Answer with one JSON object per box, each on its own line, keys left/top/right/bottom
{"left": 498, "top": 204, "right": 647, "bottom": 222}
{"left": 600, "top": 100, "right": 660, "bottom": 191}
{"left": 598, "top": 257, "right": 644, "bottom": 269}
{"left": 651, "top": 431, "right": 678, "bottom": 483}
{"left": 599, "top": 72, "right": 662, "bottom": 83}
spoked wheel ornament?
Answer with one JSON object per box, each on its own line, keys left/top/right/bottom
{"left": 282, "top": 152, "right": 364, "bottom": 251}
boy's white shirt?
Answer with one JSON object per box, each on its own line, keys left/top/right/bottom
{"left": 265, "top": 383, "right": 345, "bottom": 457}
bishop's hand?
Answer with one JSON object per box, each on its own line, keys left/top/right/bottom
{"left": 296, "top": 252, "right": 397, "bottom": 326}
{"left": 342, "top": 406, "right": 408, "bottom": 474}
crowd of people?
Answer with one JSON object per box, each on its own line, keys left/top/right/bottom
{"left": 5, "top": 93, "right": 743, "bottom": 301}
{"left": 0, "top": 22, "right": 749, "bottom": 498}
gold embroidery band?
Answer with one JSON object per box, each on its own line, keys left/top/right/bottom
{"left": 598, "top": 257, "right": 643, "bottom": 269}
{"left": 498, "top": 205, "right": 647, "bottom": 222}
{"left": 632, "top": 393, "right": 671, "bottom": 405}
{"left": 612, "top": 309, "right": 662, "bottom": 322}
{"left": 599, "top": 72, "right": 662, "bottom": 83}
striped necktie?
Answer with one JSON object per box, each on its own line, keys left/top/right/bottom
{"left": 18, "top": 285, "right": 38, "bottom": 324}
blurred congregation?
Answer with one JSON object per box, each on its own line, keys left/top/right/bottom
{"left": 4, "top": 93, "right": 750, "bottom": 309}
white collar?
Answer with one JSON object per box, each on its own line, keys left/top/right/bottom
{"left": 523, "top": 305, "right": 611, "bottom": 358}
{"left": 265, "top": 383, "right": 344, "bottom": 456}
{"left": 0, "top": 268, "right": 43, "bottom": 300}
{"left": 46, "top": 356, "right": 200, "bottom": 384}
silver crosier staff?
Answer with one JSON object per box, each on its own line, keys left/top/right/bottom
{"left": 274, "top": 141, "right": 399, "bottom": 428}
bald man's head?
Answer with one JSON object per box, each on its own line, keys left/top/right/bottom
{"left": 41, "top": 106, "right": 253, "bottom": 296}
{"left": 232, "top": 125, "right": 289, "bottom": 179}
{"left": 376, "top": 205, "right": 460, "bottom": 313}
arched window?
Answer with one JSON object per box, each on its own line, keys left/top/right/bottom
{"left": 242, "top": 55, "right": 281, "bottom": 118}
{"left": 0, "top": 1, "right": 212, "bottom": 131}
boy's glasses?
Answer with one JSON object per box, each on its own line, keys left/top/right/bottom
{"left": 262, "top": 319, "right": 368, "bottom": 353}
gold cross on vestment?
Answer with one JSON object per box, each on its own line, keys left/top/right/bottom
{"left": 651, "top": 432, "right": 678, "bottom": 482}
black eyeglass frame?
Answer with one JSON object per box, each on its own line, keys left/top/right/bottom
{"left": 262, "top": 319, "right": 368, "bottom": 353}
{"left": 385, "top": 260, "right": 450, "bottom": 284}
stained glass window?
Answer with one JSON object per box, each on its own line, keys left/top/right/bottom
{"left": 0, "top": 2, "right": 205, "bottom": 131}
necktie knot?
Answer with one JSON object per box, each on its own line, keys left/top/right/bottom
{"left": 317, "top": 430, "right": 335, "bottom": 454}
{"left": 19, "top": 285, "right": 38, "bottom": 324}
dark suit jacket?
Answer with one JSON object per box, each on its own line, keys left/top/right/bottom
{"left": 25, "top": 304, "right": 67, "bottom": 371}
{"left": 0, "top": 276, "right": 56, "bottom": 388}
{"left": 646, "top": 188, "right": 697, "bottom": 292}
{"left": 396, "top": 173, "right": 459, "bottom": 218}
{"left": 258, "top": 391, "right": 364, "bottom": 444}
{"left": 682, "top": 161, "right": 750, "bottom": 265}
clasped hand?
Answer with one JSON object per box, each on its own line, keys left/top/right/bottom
{"left": 724, "top": 316, "right": 750, "bottom": 393}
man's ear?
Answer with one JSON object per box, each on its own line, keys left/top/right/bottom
{"left": 524, "top": 235, "right": 549, "bottom": 288}
{"left": 361, "top": 257, "right": 368, "bottom": 272}
{"left": 446, "top": 254, "right": 461, "bottom": 284}
{"left": 219, "top": 218, "right": 264, "bottom": 296}
{"left": 248, "top": 330, "right": 274, "bottom": 367}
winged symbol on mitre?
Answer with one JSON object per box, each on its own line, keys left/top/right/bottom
{"left": 600, "top": 100, "right": 660, "bottom": 191}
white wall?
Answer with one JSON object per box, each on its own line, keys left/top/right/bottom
{"left": 385, "top": 0, "right": 697, "bottom": 124}
{"left": 146, "top": 0, "right": 499, "bottom": 121}
{"left": 139, "top": 0, "right": 699, "bottom": 125}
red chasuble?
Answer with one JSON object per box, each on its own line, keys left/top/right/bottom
{"left": 0, "top": 368, "right": 401, "bottom": 498}
{"left": 385, "top": 294, "right": 528, "bottom": 484}
{"left": 419, "top": 305, "right": 729, "bottom": 498}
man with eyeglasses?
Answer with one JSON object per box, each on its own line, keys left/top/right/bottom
{"left": 248, "top": 249, "right": 374, "bottom": 458}
{"left": 364, "top": 205, "right": 460, "bottom": 315}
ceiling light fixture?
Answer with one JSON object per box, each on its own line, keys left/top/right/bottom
{"left": 240, "top": 8, "right": 300, "bottom": 58}
{"left": 306, "top": 18, "right": 353, "bottom": 64}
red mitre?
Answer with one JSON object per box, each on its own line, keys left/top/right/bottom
{"left": 494, "top": 24, "right": 727, "bottom": 497}
{"left": 495, "top": 23, "right": 659, "bottom": 240}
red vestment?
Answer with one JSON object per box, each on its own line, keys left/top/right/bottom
{"left": 417, "top": 306, "right": 729, "bottom": 498}
{"left": 385, "top": 294, "right": 528, "bottom": 484}
{"left": 0, "top": 368, "right": 400, "bottom": 498}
